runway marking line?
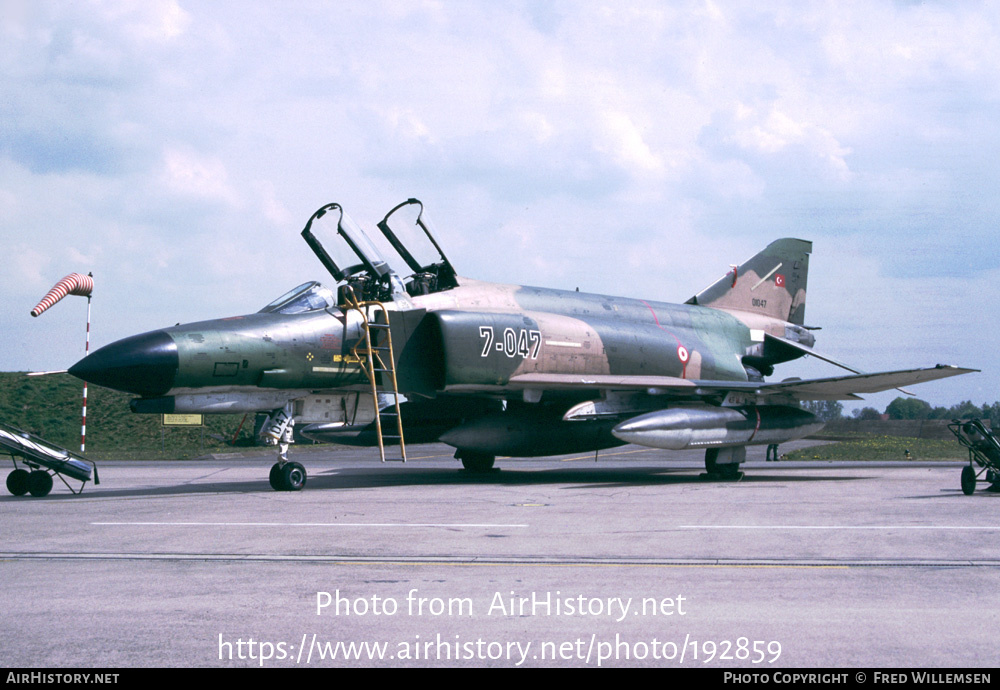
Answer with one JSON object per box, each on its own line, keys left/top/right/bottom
{"left": 91, "top": 521, "right": 529, "bottom": 528}
{"left": 0, "top": 552, "right": 851, "bottom": 568}
{"left": 680, "top": 525, "right": 1000, "bottom": 530}
{"left": 89, "top": 522, "right": 1000, "bottom": 530}
{"left": 6, "top": 552, "right": 999, "bottom": 568}
{"left": 559, "top": 448, "right": 661, "bottom": 463}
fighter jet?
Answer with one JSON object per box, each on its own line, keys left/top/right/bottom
{"left": 67, "top": 199, "right": 975, "bottom": 491}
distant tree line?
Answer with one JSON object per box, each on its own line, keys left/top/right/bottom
{"left": 800, "top": 398, "right": 1000, "bottom": 428}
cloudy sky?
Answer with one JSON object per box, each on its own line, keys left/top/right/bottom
{"left": 3, "top": 0, "right": 998, "bottom": 413}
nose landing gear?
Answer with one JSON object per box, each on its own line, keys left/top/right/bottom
{"left": 269, "top": 461, "right": 307, "bottom": 491}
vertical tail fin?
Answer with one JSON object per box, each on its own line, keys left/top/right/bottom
{"left": 686, "top": 238, "right": 811, "bottom": 325}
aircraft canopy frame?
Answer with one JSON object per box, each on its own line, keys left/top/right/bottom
{"left": 257, "top": 281, "right": 337, "bottom": 315}
{"left": 377, "top": 198, "right": 457, "bottom": 293}
{"left": 300, "top": 203, "right": 393, "bottom": 283}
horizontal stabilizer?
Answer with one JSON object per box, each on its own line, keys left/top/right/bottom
{"left": 764, "top": 333, "right": 913, "bottom": 395}
{"left": 764, "top": 333, "right": 861, "bottom": 374}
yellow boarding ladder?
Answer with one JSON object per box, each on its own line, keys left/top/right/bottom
{"left": 342, "top": 287, "right": 406, "bottom": 463}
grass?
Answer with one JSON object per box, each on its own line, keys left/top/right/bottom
{"left": 786, "top": 435, "right": 968, "bottom": 462}
{"left": 1, "top": 371, "right": 974, "bottom": 462}
{"left": 0, "top": 372, "right": 257, "bottom": 459}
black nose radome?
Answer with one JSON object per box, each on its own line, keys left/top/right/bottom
{"left": 69, "top": 330, "right": 178, "bottom": 397}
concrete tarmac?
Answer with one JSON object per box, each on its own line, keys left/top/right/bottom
{"left": 1, "top": 441, "right": 998, "bottom": 668}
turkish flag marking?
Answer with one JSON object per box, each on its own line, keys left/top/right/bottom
{"left": 774, "top": 274, "right": 785, "bottom": 287}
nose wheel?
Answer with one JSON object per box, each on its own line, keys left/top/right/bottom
{"left": 269, "top": 462, "right": 307, "bottom": 491}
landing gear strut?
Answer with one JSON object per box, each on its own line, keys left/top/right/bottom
{"left": 261, "top": 405, "right": 305, "bottom": 491}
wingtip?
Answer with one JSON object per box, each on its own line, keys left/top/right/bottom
{"left": 936, "top": 364, "right": 981, "bottom": 373}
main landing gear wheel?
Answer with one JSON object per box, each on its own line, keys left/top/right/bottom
{"left": 961, "top": 465, "right": 977, "bottom": 496}
{"left": 711, "top": 463, "right": 743, "bottom": 480}
{"left": 27, "top": 470, "right": 53, "bottom": 497}
{"left": 269, "top": 462, "right": 307, "bottom": 491}
{"left": 7, "top": 469, "right": 29, "bottom": 496}
{"left": 460, "top": 452, "right": 496, "bottom": 473}
{"left": 703, "top": 449, "right": 744, "bottom": 481}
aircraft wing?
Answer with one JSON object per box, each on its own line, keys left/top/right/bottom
{"left": 508, "top": 364, "right": 977, "bottom": 402}
{"left": 746, "top": 365, "right": 978, "bottom": 400}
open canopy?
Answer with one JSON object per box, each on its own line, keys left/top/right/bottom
{"left": 300, "top": 199, "right": 458, "bottom": 302}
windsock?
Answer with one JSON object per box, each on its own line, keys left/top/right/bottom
{"left": 30, "top": 273, "right": 94, "bottom": 317}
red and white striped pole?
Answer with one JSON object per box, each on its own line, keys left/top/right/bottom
{"left": 82, "top": 291, "right": 91, "bottom": 452}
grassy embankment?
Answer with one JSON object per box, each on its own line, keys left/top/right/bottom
{"left": 786, "top": 432, "right": 967, "bottom": 462}
{"left": 0, "top": 372, "right": 257, "bottom": 460}
{"left": 1, "top": 372, "right": 970, "bottom": 461}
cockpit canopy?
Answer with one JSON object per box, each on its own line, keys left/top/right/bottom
{"left": 377, "top": 199, "right": 457, "bottom": 294}
{"left": 300, "top": 199, "right": 457, "bottom": 303}
{"left": 258, "top": 281, "right": 337, "bottom": 314}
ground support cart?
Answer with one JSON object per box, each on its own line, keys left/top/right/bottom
{"left": 1, "top": 422, "right": 99, "bottom": 497}
{"left": 947, "top": 418, "right": 1000, "bottom": 495}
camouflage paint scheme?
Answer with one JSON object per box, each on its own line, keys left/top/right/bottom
{"left": 68, "top": 202, "right": 975, "bottom": 481}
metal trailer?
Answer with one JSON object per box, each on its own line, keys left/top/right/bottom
{"left": 1, "top": 422, "right": 99, "bottom": 497}
{"left": 946, "top": 418, "right": 1000, "bottom": 495}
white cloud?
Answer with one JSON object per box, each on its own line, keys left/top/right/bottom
{"left": 725, "top": 104, "right": 852, "bottom": 180}
{"left": 9, "top": 245, "right": 54, "bottom": 292}
{"left": 1, "top": 0, "right": 998, "bottom": 408}
{"left": 161, "top": 148, "right": 240, "bottom": 207}
{"left": 256, "top": 181, "right": 295, "bottom": 229}
{"left": 91, "top": 0, "right": 191, "bottom": 43}
{"left": 599, "top": 111, "right": 664, "bottom": 175}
